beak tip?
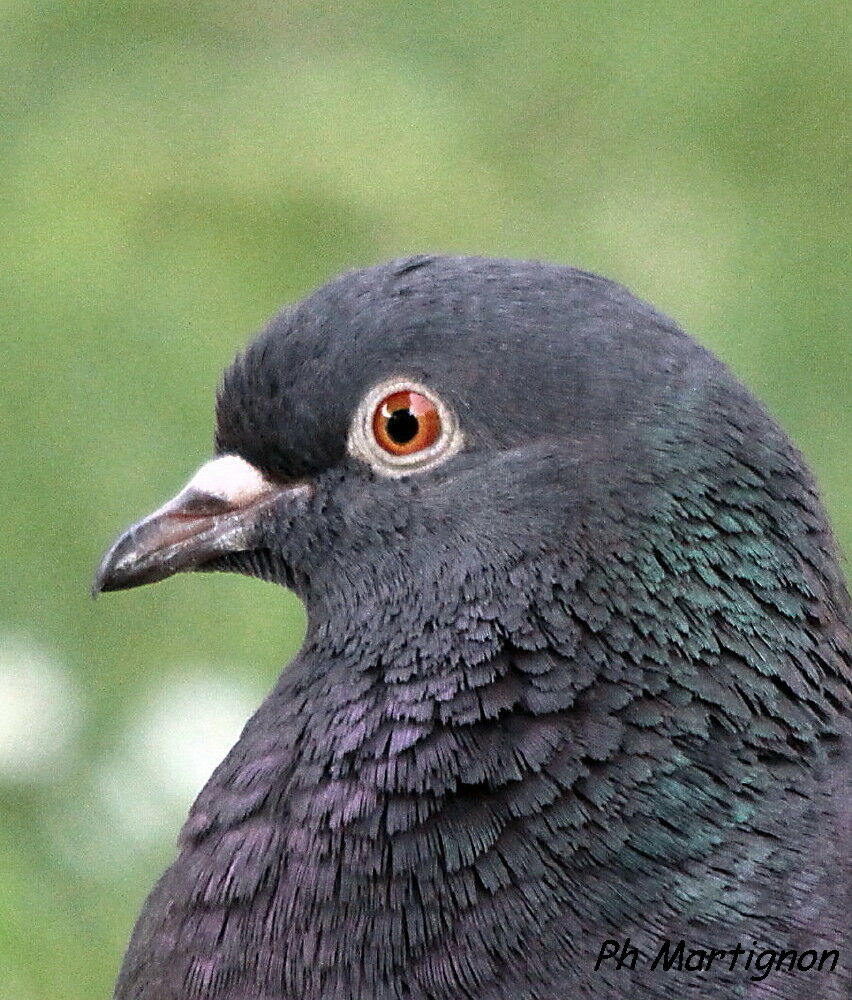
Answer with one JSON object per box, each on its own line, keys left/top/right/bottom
{"left": 91, "top": 532, "right": 141, "bottom": 598}
{"left": 91, "top": 552, "right": 117, "bottom": 598}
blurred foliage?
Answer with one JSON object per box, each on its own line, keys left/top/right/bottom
{"left": 0, "top": 1, "right": 848, "bottom": 996}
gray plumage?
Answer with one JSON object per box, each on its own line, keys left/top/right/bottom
{"left": 96, "top": 256, "right": 851, "bottom": 999}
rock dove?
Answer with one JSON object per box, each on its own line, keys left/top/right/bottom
{"left": 95, "top": 256, "right": 851, "bottom": 1000}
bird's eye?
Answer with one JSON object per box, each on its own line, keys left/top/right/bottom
{"left": 347, "top": 378, "right": 464, "bottom": 477}
{"left": 372, "top": 390, "right": 441, "bottom": 456}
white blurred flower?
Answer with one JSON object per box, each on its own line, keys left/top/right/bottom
{"left": 0, "top": 637, "right": 81, "bottom": 782}
{"left": 50, "top": 665, "right": 264, "bottom": 877}
{"left": 99, "top": 669, "right": 262, "bottom": 841}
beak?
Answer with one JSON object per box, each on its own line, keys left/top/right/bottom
{"left": 93, "top": 455, "right": 308, "bottom": 595}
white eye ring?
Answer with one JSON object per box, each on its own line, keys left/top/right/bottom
{"left": 346, "top": 377, "right": 464, "bottom": 477}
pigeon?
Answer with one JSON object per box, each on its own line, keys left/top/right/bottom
{"left": 94, "top": 255, "right": 851, "bottom": 1000}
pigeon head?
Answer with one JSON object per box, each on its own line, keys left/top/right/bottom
{"left": 97, "top": 254, "right": 801, "bottom": 638}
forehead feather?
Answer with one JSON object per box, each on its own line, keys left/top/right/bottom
{"left": 214, "top": 255, "right": 726, "bottom": 478}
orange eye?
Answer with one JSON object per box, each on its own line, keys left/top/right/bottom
{"left": 372, "top": 390, "right": 442, "bottom": 456}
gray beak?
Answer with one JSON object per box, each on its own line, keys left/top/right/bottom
{"left": 93, "top": 455, "right": 307, "bottom": 594}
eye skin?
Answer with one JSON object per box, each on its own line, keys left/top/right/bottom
{"left": 347, "top": 378, "right": 464, "bottom": 477}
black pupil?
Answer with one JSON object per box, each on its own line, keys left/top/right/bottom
{"left": 386, "top": 407, "right": 419, "bottom": 444}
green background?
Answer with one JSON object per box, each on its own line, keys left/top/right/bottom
{"left": 0, "top": 2, "right": 848, "bottom": 996}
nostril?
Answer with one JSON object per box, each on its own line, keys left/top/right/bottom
{"left": 169, "top": 489, "right": 239, "bottom": 519}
